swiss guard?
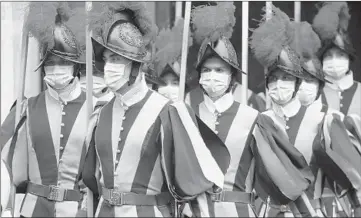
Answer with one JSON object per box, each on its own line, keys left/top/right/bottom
{"left": 313, "top": 2, "right": 360, "bottom": 118}
{"left": 149, "top": 18, "right": 195, "bottom": 102}
{"left": 80, "top": 2, "right": 230, "bottom": 217}
{"left": 181, "top": 2, "right": 259, "bottom": 217}
{"left": 185, "top": 2, "right": 266, "bottom": 113}
{"left": 250, "top": 5, "right": 361, "bottom": 217}
{"left": 1, "top": 2, "right": 90, "bottom": 217}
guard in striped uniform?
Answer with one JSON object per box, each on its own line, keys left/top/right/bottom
{"left": 184, "top": 5, "right": 266, "bottom": 113}
{"left": 1, "top": 2, "right": 90, "bottom": 217}
{"left": 312, "top": 2, "right": 360, "bottom": 118}
{"left": 180, "top": 3, "right": 259, "bottom": 217}
{"left": 251, "top": 7, "right": 361, "bottom": 217}
{"left": 80, "top": 2, "right": 231, "bottom": 217}
{"left": 149, "top": 18, "right": 196, "bottom": 102}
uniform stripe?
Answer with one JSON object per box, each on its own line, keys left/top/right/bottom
{"left": 223, "top": 105, "right": 259, "bottom": 191}
{"left": 348, "top": 82, "right": 361, "bottom": 116}
{"left": 217, "top": 102, "right": 239, "bottom": 142}
{"left": 293, "top": 103, "right": 325, "bottom": 164}
{"left": 20, "top": 194, "right": 37, "bottom": 217}
{"left": 59, "top": 92, "right": 86, "bottom": 159}
{"left": 322, "top": 86, "right": 340, "bottom": 111}
{"left": 131, "top": 120, "right": 163, "bottom": 194}
{"left": 113, "top": 92, "right": 168, "bottom": 193}
{"left": 31, "top": 197, "right": 55, "bottom": 217}
{"left": 235, "top": 118, "right": 257, "bottom": 192}
{"left": 198, "top": 103, "right": 217, "bottom": 132}
{"left": 340, "top": 81, "right": 358, "bottom": 115}
{"left": 57, "top": 99, "right": 87, "bottom": 190}
{"left": 28, "top": 93, "right": 58, "bottom": 186}
{"left": 113, "top": 91, "right": 151, "bottom": 172}
{"left": 44, "top": 92, "right": 62, "bottom": 163}
{"left": 28, "top": 137, "right": 42, "bottom": 185}
{"left": 96, "top": 198, "right": 114, "bottom": 217}
{"left": 286, "top": 106, "right": 307, "bottom": 145}
{"left": 96, "top": 98, "right": 115, "bottom": 188}
{"left": 172, "top": 102, "right": 225, "bottom": 188}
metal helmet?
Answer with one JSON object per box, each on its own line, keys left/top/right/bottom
{"left": 312, "top": 2, "right": 356, "bottom": 61}
{"left": 250, "top": 5, "right": 308, "bottom": 84}
{"left": 192, "top": 2, "right": 245, "bottom": 75}
{"left": 25, "top": 2, "right": 86, "bottom": 72}
{"left": 89, "top": 2, "right": 158, "bottom": 72}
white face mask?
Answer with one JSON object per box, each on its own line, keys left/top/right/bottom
{"left": 44, "top": 65, "right": 74, "bottom": 90}
{"left": 79, "top": 76, "right": 110, "bottom": 98}
{"left": 104, "top": 62, "right": 131, "bottom": 92}
{"left": 322, "top": 58, "right": 349, "bottom": 80}
{"left": 158, "top": 85, "right": 179, "bottom": 102}
{"left": 199, "top": 72, "right": 231, "bottom": 98}
{"left": 297, "top": 80, "right": 319, "bottom": 106}
{"left": 268, "top": 80, "right": 295, "bottom": 106}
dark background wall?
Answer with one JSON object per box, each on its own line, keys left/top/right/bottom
{"left": 184, "top": 1, "right": 361, "bottom": 94}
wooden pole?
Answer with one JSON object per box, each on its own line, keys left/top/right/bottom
{"left": 12, "top": 5, "right": 29, "bottom": 216}
{"left": 265, "top": 2, "right": 272, "bottom": 109}
{"left": 178, "top": 1, "right": 192, "bottom": 101}
{"left": 241, "top": 2, "right": 249, "bottom": 105}
{"left": 294, "top": 1, "right": 301, "bottom": 22}
{"left": 175, "top": 2, "right": 183, "bottom": 25}
{"left": 86, "top": 2, "right": 94, "bottom": 217}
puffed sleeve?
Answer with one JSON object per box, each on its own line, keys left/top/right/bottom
{"left": 159, "top": 101, "right": 231, "bottom": 217}
{"left": 250, "top": 114, "right": 316, "bottom": 217}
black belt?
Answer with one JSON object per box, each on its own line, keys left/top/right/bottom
{"left": 27, "top": 182, "right": 81, "bottom": 202}
{"left": 102, "top": 187, "right": 172, "bottom": 206}
{"left": 210, "top": 191, "right": 254, "bottom": 204}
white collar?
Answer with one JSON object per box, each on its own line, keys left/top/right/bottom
{"left": 325, "top": 71, "right": 354, "bottom": 91}
{"left": 46, "top": 77, "right": 82, "bottom": 104}
{"left": 271, "top": 98, "right": 301, "bottom": 118}
{"left": 114, "top": 73, "right": 149, "bottom": 108}
{"left": 203, "top": 92, "right": 234, "bottom": 114}
{"left": 97, "top": 91, "right": 114, "bottom": 103}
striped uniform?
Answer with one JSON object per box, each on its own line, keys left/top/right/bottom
{"left": 184, "top": 92, "right": 259, "bottom": 217}
{"left": 186, "top": 83, "right": 266, "bottom": 113}
{"left": 257, "top": 99, "right": 361, "bottom": 217}
{"left": 321, "top": 72, "right": 361, "bottom": 117}
{"left": 1, "top": 79, "right": 89, "bottom": 217}
{"left": 82, "top": 76, "right": 229, "bottom": 217}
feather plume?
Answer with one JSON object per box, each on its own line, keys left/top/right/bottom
{"left": 67, "top": 3, "right": 86, "bottom": 53}
{"left": 191, "top": 2, "right": 236, "bottom": 44}
{"left": 312, "top": 2, "right": 350, "bottom": 41}
{"left": 154, "top": 18, "right": 193, "bottom": 76}
{"left": 250, "top": 5, "right": 293, "bottom": 67}
{"left": 88, "top": 2, "right": 158, "bottom": 45}
{"left": 24, "top": 2, "right": 86, "bottom": 54}
{"left": 291, "top": 21, "right": 321, "bottom": 60}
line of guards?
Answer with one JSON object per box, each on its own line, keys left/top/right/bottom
{"left": 1, "top": 1, "right": 360, "bottom": 217}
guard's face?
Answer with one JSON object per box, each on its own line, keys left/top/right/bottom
{"left": 199, "top": 57, "right": 232, "bottom": 99}
{"left": 267, "top": 70, "right": 297, "bottom": 106}
{"left": 322, "top": 47, "right": 350, "bottom": 80}
{"left": 102, "top": 49, "right": 133, "bottom": 92}
{"left": 43, "top": 54, "right": 75, "bottom": 89}
{"left": 267, "top": 69, "right": 297, "bottom": 84}
{"left": 323, "top": 47, "right": 349, "bottom": 61}
{"left": 44, "top": 54, "right": 74, "bottom": 67}
{"left": 158, "top": 73, "right": 179, "bottom": 102}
